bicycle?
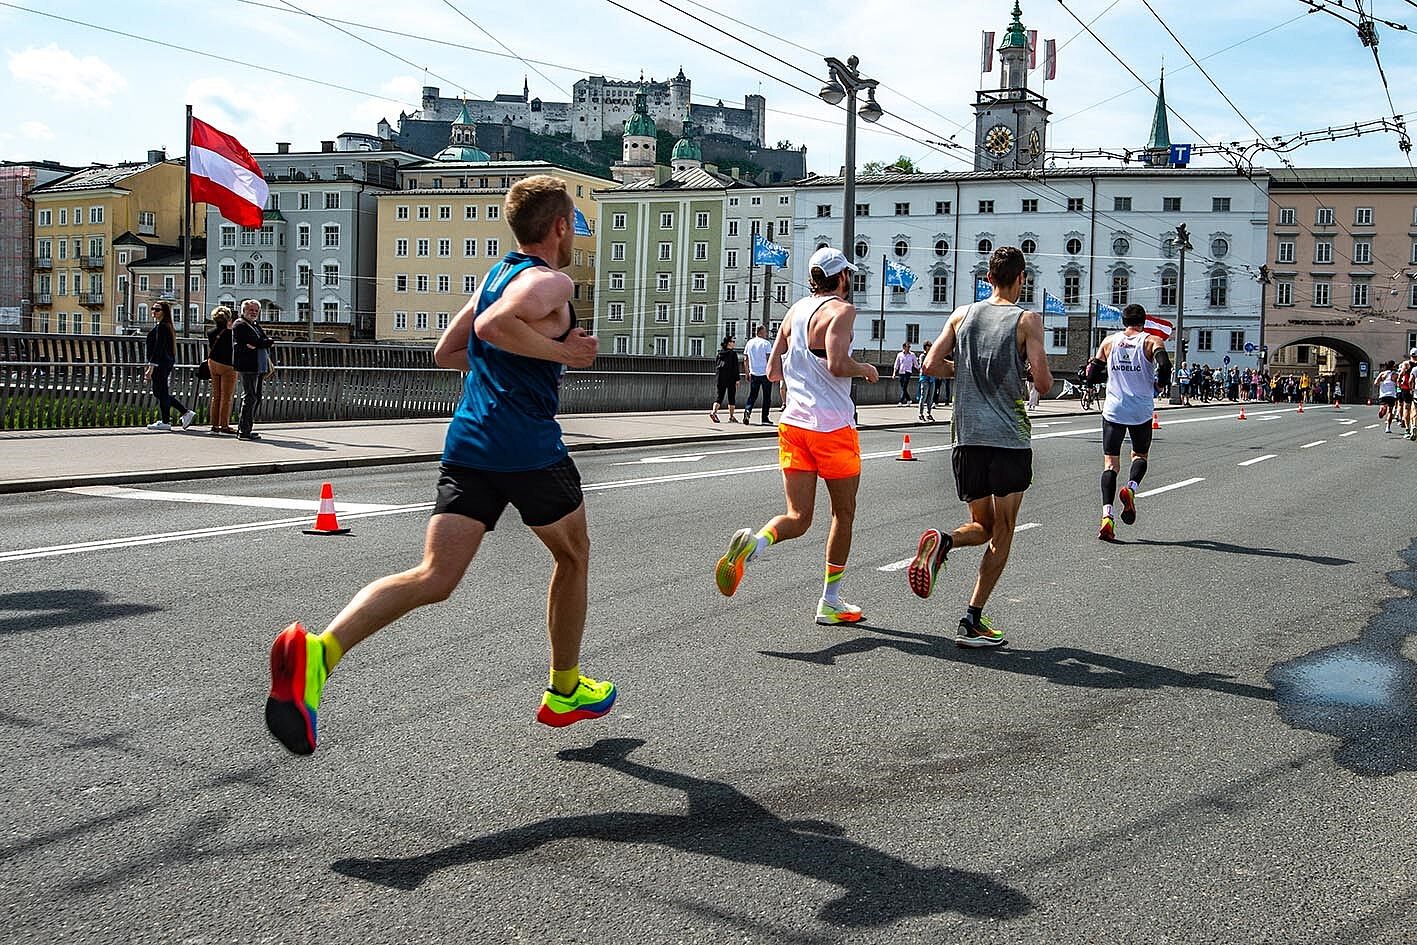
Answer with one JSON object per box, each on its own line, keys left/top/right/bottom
{"left": 1079, "top": 382, "right": 1102, "bottom": 411}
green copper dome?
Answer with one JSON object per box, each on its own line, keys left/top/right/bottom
{"left": 1003, "top": 1, "right": 1027, "bottom": 47}
{"left": 625, "top": 87, "right": 656, "bottom": 137}
{"left": 672, "top": 125, "right": 701, "bottom": 161}
{"left": 436, "top": 144, "right": 491, "bottom": 162}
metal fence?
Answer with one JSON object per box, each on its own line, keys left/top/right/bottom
{"left": 0, "top": 332, "right": 901, "bottom": 430}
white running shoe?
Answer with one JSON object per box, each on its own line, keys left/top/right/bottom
{"left": 147, "top": 421, "right": 172, "bottom": 431}
{"left": 815, "top": 598, "right": 865, "bottom": 625}
{"left": 179, "top": 410, "right": 196, "bottom": 430}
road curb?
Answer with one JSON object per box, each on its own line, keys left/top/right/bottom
{"left": 0, "top": 402, "right": 1206, "bottom": 495}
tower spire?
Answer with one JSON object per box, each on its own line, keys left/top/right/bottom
{"left": 1146, "top": 69, "right": 1173, "bottom": 165}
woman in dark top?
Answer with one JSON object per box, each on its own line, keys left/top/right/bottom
{"left": 232, "top": 299, "right": 276, "bottom": 440}
{"left": 206, "top": 305, "right": 238, "bottom": 435}
{"left": 144, "top": 301, "right": 194, "bottom": 431}
{"left": 710, "top": 335, "right": 741, "bottom": 424}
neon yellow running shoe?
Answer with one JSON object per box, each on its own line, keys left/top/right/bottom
{"left": 265, "top": 621, "right": 328, "bottom": 755}
{"left": 536, "top": 675, "right": 617, "bottom": 727}
{"left": 715, "top": 527, "right": 755, "bottom": 596}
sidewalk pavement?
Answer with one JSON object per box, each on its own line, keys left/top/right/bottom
{"left": 0, "top": 399, "right": 1188, "bottom": 494}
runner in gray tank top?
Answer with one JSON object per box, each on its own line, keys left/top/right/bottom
{"left": 905, "top": 246, "right": 1052, "bottom": 648}
{"left": 1086, "top": 303, "right": 1171, "bottom": 541}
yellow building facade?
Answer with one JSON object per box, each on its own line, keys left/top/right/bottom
{"left": 373, "top": 161, "right": 610, "bottom": 342}
{"left": 29, "top": 156, "right": 200, "bottom": 335}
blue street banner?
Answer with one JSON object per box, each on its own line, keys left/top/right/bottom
{"left": 1043, "top": 290, "right": 1066, "bottom": 314}
{"left": 885, "top": 259, "right": 917, "bottom": 290}
{"left": 1095, "top": 301, "right": 1123, "bottom": 327}
{"left": 752, "top": 233, "right": 789, "bottom": 267}
{"left": 975, "top": 279, "right": 992, "bottom": 301}
{"left": 572, "top": 207, "right": 592, "bottom": 237}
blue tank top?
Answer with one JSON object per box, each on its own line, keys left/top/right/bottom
{"left": 441, "top": 252, "right": 576, "bottom": 471}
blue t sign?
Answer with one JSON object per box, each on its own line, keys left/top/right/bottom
{"left": 1169, "top": 144, "right": 1192, "bottom": 167}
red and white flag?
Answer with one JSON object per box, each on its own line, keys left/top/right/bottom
{"left": 1144, "top": 314, "right": 1174, "bottom": 340}
{"left": 189, "top": 117, "right": 268, "bottom": 228}
{"left": 981, "top": 31, "right": 995, "bottom": 73}
{"left": 1027, "top": 30, "right": 1038, "bottom": 69}
{"left": 1044, "top": 38, "right": 1058, "bottom": 80}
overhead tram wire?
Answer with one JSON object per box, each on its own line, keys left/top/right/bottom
{"left": 0, "top": 1, "right": 418, "bottom": 107}
{"left": 1136, "top": 0, "right": 1414, "bottom": 278}
{"left": 435, "top": 0, "right": 569, "bottom": 97}
{"left": 272, "top": 0, "right": 485, "bottom": 101}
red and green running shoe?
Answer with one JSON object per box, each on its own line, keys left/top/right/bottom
{"left": 265, "top": 621, "right": 329, "bottom": 756}
{"left": 536, "top": 675, "right": 617, "bottom": 727}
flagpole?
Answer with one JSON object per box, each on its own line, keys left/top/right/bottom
{"left": 878, "top": 254, "right": 886, "bottom": 363}
{"left": 182, "top": 104, "right": 192, "bottom": 338}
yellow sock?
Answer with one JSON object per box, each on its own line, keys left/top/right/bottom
{"left": 550, "top": 665, "right": 580, "bottom": 696}
{"left": 318, "top": 631, "right": 344, "bottom": 671}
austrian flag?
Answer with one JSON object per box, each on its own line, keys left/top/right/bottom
{"left": 1144, "top": 314, "right": 1174, "bottom": 340}
{"left": 189, "top": 117, "right": 268, "bottom": 228}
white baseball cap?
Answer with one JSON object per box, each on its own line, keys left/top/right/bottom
{"left": 1410, "top": 347, "right": 1417, "bottom": 357}
{"left": 809, "top": 246, "right": 859, "bottom": 277}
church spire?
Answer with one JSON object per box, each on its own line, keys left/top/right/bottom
{"left": 523, "top": 75, "right": 529, "bottom": 102}
{"left": 1145, "top": 70, "right": 1173, "bottom": 164}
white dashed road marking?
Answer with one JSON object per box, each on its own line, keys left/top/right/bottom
{"left": 1136, "top": 477, "right": 1205, "bottom": 498}
{"left": 1300, "top": 440, "right": 1326, "bottom": 449}
{"left": 1238, "top": 454, "right": 1277, "bottom": 466}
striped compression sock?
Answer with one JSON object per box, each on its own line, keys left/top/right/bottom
{"left": 823, "top": 562, "right": 846, "bottom": 605}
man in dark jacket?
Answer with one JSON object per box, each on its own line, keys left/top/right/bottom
{"left": 233, "top": 299, "right": 275, "bottom": 440}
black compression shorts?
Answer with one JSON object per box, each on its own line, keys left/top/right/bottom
{"left": 952, "top": 445, "right": 1033, "bottom": 502}
{"left": 433, "top": 456, "right": 582, "bottom": 530}
{"left": 1101, "top": 418, "right": 1154, "bottom": 456}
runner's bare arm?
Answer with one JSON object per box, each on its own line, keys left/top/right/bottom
{"left": 434, "top": 294, "right": 480, "bottom": 371}
{"left": 825, "top": 301, "right": 878, "bottom": 382}
{"left": 1020, "top": 310, "right": 1053, "bottom": 393}
{"left": 766, "top": 319, "right": 790, "bottom": 383}
{"left": 922, "top": 310, "right": 961, "bottom": 378}
{"left": 472, "top": 269, "right": 597, "bottom": 368}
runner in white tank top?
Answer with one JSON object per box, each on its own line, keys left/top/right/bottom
{"left": 714, "top": 246, "right": 880, "bottom": 626}
{"left": 1086, "top": 304, "right": 1171, "bottom": 541}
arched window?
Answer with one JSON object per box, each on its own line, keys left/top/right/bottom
{"left": 854, "top": 239, "right": 868, "bottom": 259}
{"left": 931, "top": 270, "right": 949, "bottom": 304}
{"left": 1211, "top": 237, "right": 1229, "bottom": 258}
{"left": 934, "top": 238, "right": 949, "bottom": 257}
{"left": 1021, "top": 270, "right": 1037, "bottom": 306}
{"left": 239, "top": 262, "right": 255, "bottom": 284}
{"left": 1066, "top": 237, "right": 1082, "bottom": 255}
{"left": 1160, "top": 268, "right": 1178, "bottom": 307}
{"left": 1021, "top": 238, "right": 1037, "bottom": 255}
{"left": 978, "top": 238, "right": 993, "bottom": 255}
{"left": 259, "top": 263, "right": 274, "bottom": 286}
{"left": 894, "top": 238, "right": 909, "bottom": 258}
{"left": 1209, "top": 271, "right": 1228, "bottom": 307}
{"left": 1112, "top": 236, "right": 1131, "bottom": 257}
{"left": 1111, "top": 271, "right": 1130, "bottom": 306}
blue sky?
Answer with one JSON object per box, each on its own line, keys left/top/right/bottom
{"left": 1, "top": 0, "right": 1413, "bottom": 172}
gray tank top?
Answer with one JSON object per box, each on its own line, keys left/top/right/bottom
{"left": 952, "top": 300, "right": 1031, "bottom": 449}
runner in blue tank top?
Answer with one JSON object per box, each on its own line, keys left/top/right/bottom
{"left": 262, "top": 175, "right": 615, "bottom": 758}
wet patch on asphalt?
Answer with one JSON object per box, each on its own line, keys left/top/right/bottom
{"left": 1267, "top": 539, "right": 1417, "bottom": 775}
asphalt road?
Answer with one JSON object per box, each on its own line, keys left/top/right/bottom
{"left": 2, "top": 402, "right": 1414, "bottom": 944}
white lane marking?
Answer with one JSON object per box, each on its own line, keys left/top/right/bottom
{"left": 1238, "top": 454, "right": 1277, "bottom": 466}
{"left": 0, "top": 504, "right": 433, "bottom": 563}
{"left": 1336, "top": 419, "right": 1358, "bottom": 425}
{"left": 876, "top": 523, "right": 1041, "bottom": 571}
{"left": 1300, "top": 440, "right": 1326, "bottom": 449}
{"left": 1256, "top": 416, "right": 1279, "bottom": 422}
{"left": 612, "top": 443, "right": 780, "bottom": 466}
{"left": 612, "top": 455, "right": 706, "bottom": 465}
{"left": 1136, "top": 477, "right": 1204, "bottom": 498}
{"left": 58, "top": 485, "right": 398, "bottom": 514}
{"left": 1340, "top": 431, "right": 1359, "bottom": 438}
{"left": 1366, "top": 424, "right": 1380, "bottom": 430}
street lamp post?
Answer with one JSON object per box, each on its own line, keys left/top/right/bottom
{"left": 1169, "top": 223, "right": 1192, "bottom": 405}
{"left": 819, "top": 55, "right": 882, "bottom": 257}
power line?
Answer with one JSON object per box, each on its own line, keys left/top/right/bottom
{"left": 435, "top": 0, "right": 569, "bottom": 98}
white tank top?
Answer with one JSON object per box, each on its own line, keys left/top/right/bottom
{"left": 778, "top": 295, "right": 856, "bottom": 432}
{"left": 1102, "top": 330, "right": 1157, "bottom": 426}
{"left": 1379, "top": 371, "right": 1398, "bottom": 398}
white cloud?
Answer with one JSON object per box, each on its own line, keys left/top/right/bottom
{"left": 350, "top": 75, "right": 424, "bottom": 129}
{"left": 8, "top": 44, "right": 127, "bottom": 106}
{"left": 20, "top": 120, "right": 54, "bottom": 142}
{"left": 186, "top": 77, "right": 301, "bottom": 151}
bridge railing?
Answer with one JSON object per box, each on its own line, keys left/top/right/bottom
{"left": 0, "top": 332, "right": 902, "bottom": 430}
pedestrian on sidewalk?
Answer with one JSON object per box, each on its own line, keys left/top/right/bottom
{"left": 917, "top": 340, "right": 937, "bottom": 421}
{"left": 263, "top": 174, "right": 614, "bottom": 756}
{"left": 893, "top": 342, "right": 917, "bottom": 405}
{"left": 233, "top": 299, "right": 275, "bottom": 441}
{"left": 711, "top": 335, "right": 741, "bottom": 423}
{"left": 742, "top": 324, "right": 774, "bottom": 425}
{"left": 206, "top": 305, "right": 238, "bottom": 435}
{"left": 143, "top": 301, "right": 195, "bottom": 432}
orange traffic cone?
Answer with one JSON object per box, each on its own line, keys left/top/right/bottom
{"left": 1151, "top": 411, "right": 1160, "bottom": 430}
{"left": 1297, "top": 401, "right": 1304, "bottom": 414}
{"left": 303, "top": 482, "right": 351, "bottom": 535}
{"left": 896, "top": 434, "right": 917, "bottom": 461}
{"left": 1333, "top": 398, "right": 1341, "bottom": 410}
{"left": 1238, "top": 405, "right": 1247, "bottom": 420}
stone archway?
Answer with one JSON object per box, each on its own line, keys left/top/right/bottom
{"left": 1270, "top": 335, "right": 1374, "bottom": 403}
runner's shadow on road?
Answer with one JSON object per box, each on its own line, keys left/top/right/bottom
{"left": 1130, "top": 538, "right": 1352, "bottom": 567}
{"left": 331, "top": 738, "right": 1033, "bottom": 928}
{"left": 231, "top": 437, "right": 333, "bottom": 452}
{"left": 763, "top": 625, "right": 1273, "bottom": 703}
{"left": 0, "top": 589, "right": 160, "bottom": 635}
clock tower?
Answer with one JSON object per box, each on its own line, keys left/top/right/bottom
{"left": 974, "top": 1, "right": 1050, "bottom": 171}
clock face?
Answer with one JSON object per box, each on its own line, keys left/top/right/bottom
{"left": 985, "top": 124, "right": 1015, "bottom": 157}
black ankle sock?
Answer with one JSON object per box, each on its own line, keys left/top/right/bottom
{"left": 1101, "top": 468, "right": 1118, "bottom": 506}
{"left": 965, "top": 605, "right": 983, "bottom": 625}
{"left": 942, "top": 532, "right": 954, "bottom": 556}
{"left": 1128, "top": 458, "right": 1148, "bottom": 486}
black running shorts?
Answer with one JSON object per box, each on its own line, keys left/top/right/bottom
{"left": 952, "top": 445, "right": 1033, "bottom": 503}
{"left": 1101, "top": 418, "right": 1154, "bottom": 456}
{"left": 433, "top": 456, "right": 583, "bottom": 530}
{"left": 1399, "top": 390, "right": 1414, "bottom": 404}
{"left": 1381, "top": 395, "right": 1397, "bottom": 407}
